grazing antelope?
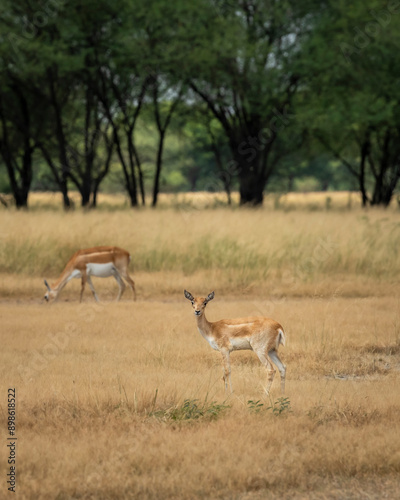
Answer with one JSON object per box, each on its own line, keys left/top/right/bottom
{"left": 184, "top": 290, "right": 286, "bottom": 394}
{"left": 44, "top": 246, "right": 136, "bottom": 302}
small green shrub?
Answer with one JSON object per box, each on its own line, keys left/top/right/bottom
{"left": 248, "top": 397, "right": 292, "bottom": 416}
{"left": 247, "top": 399, "right": 265, "bottom": 413}
{"left": 151, "top": 398, "right": 230, "bottom": 422}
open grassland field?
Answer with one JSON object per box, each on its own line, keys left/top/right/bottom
{"left": 1, "top": 192, "right": 400, "bottom": 499}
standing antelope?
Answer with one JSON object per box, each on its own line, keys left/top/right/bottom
{"left": 44, "top": 246, "right": 136, "bottom": 302}
{"left": 184, "top": 290, "right": 286, "bottom": 394}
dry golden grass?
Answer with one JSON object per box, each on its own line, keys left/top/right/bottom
{"left": 1, "top": 192, "right": 400, "bottom": 300}
{"left": 0, "top": 298, "right": 400, "bottom": 499}
{"left": 1, "top": 193, "right": 400, "bottom": 499}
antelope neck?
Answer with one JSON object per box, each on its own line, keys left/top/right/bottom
{"left": 196, "top": 312, "right": 212, "bottom": 337}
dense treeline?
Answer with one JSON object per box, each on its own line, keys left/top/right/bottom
{"left": 1, "top": 0, "right": 400, "bottom": 208}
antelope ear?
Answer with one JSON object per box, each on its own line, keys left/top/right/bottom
{"left": 184, "top": 290, "right": 194, "bottom": 301}
{"left": 206, "top": 291, "right": 215, "bottom": 303}
{"left": 44, "top": 279, "right": 51, "bottom": 291}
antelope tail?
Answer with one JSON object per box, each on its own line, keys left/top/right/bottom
{"left": 277, "top": 328, "right": 286, "bottom": 348}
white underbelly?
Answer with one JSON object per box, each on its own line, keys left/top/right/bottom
{"left": 230, "top": 337, "right": 252, "bottom": 350}
{"left": 86, "top": 262, "right": 115, "bottom": 277}
{"left": 70, "top": 269, "right": 82, "bottom": 279}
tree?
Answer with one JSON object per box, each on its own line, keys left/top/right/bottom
{"left": 95, "top": 65, "right": 150, "bottom": 207}
{"left": 0, "top": 0, "right": 51, "bottom": 208}
{"left": 175, "top": 0, "right": 321, "bottom": 205}
{"left": 0, "top": 0, "right": 149, "bottom": 209}
{"left": 39, "top": 0, "right": 133, "bottom": 208}
{"left": 301, "top": 0, "right": 400, "bottom": 207}
{"left": 0, "top": 83, "right": 36, "bottom": 208}
{"left": 151, "top": 76, "right": 183, "bottom": 207}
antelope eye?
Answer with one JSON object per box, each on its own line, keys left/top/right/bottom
{"left": 203, "top": 301, "right": 207, "bottom": 306}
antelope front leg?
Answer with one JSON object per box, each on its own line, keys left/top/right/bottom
{"left": 220, "top": 349, "right": 233, "bottom": 393}
{"left": 80, "top": 275, "right": 87, "bottom": 303}
{"left": 86, "top": 275, "right": 100, "bottom": 302}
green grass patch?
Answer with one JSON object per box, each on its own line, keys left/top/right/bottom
{"left": 150, "top": 398, "right": 231, "bottom": 423}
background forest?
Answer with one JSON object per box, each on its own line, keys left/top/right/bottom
{"left": 1, "top": 0, "right": 400, "bottom": 208}
{"left": 2, "top": 3, "right": 400, "bottom": 498}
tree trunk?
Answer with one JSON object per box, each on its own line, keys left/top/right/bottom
{"left": 80, "top": 180, "right": 92, "bottom": 207}
{"left": 132, "top": 142, "right": 145, "bottom": 206}
{"left": 126, "top": 135, "right": 139, "bottom": 207}
{"left": 369, "top": 131, "right": 397, "bottom": 207}
{"left": 238, "top": 171, "right": 265, "bottom": 205}
{"left": 370, "top": 176, "right": 396, "bottom": 207}
{"left": 91, "top": 139, "right": 114, "bottom": 208}
{"left": 47, "top": 69, "right": 73, "bottom": 210}
{"left": 2, "top": 155, "right": 31, "bottom": 209}
{"left": 152, "top": 130, "right": 165, "bottom": 207}
{"left": 234, "top": 145, "right": 269, "bottom": 206}
{"left": 0, "top": 95, "right": 33, "bottom": 209}
{"left": 359, "top": 139, "right": 369, "bottom": 207}
{"left": 14, "top": 188, "right": 29, "bottom": 209}
{"left": 39, "top": 144, "right": 71, "bottom": 209}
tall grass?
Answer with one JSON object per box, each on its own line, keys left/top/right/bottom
{"left": 1, "top": 195, "right": 400, "bottom": 498}
{"left": 1, "top": 201, "right": 400, "bottom": 298}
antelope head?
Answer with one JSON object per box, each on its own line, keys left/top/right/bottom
{"left": 43, "top": 280, "right": 57, "bottom": 302}
{"left": 184, "top": 290, "right": 215, "bottom": 316}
